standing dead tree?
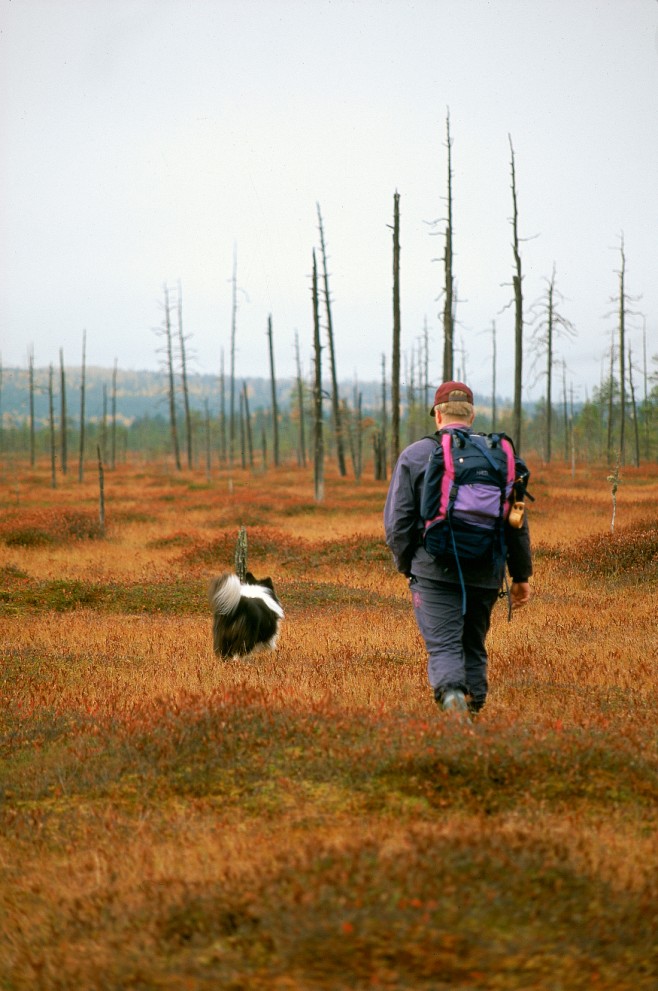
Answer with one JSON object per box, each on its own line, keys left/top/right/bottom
{"left": 530, "top": 264, "right": 575, "bottom": 462}
{"left": 48, "top": 364, "right": 56, "bottom": 488}
{"left": 160, "top": 285, "right": 181, "bottom": 471}
{"left": 391, "top": 191, "right": 401, "bottom": 470}
{"left": 28, "top": 347, "right": 36, "bottom": 468}
{"left": 491, "top": 321, "right": 498, "bottom": 432}
{"left": 605, "top": 235, "right": 641, "bottom": 465}
{"left": 177, "top": 282, "right": 193, "bottom": 469}
{"left": 311, "top": 250, "right": 324, "bottom": 503}
{"left": 229, "top": 247, "right": 238, "bottom": 469}
{"left": 218, "top": 350, "right": 227, "bottom": 466}
{"left": 78, "top": 330, "right": 87, "bottom": 482}
{"left": 442, "top": 110, "right": 455, "bottom": 381}
{"left": 317, "top": 204, "right": 347, "bottom": 477}
{"left": 111, "top": 359, "right": 118, "bottom": 470}
{"left": 59, "top": 348, "right": 68, "bottom": 475}
{"left": 294, "top": 331, "right": 307, "bottom": 468}
{"left": 508, "top": 135, "right": 525, "bottom": 452}
{"left": 267, "top": 315, "right": 280, "bottom": 467}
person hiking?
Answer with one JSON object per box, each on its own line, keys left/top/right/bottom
{"left": 383, "top": 380, "right": 533, "bottom": 715}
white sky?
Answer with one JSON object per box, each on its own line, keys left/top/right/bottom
{"left": 2, "top": 0, "right": 657, "bottom": 401}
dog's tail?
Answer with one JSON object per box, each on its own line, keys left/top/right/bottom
{"left": 210, "top": 573, "right": 242, "bottom": 616}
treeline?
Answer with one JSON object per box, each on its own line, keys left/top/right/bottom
{"left": 2, "top": 371, "right": 656, "bottom": 479}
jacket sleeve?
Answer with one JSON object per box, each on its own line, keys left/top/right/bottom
{"left": 383, "top": 453, "right": 419, "bottom": 576}
{"left": 505, "top": 511, "right": 533, "bottom": 582}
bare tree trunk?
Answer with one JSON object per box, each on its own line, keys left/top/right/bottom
{"left": 628, "top": 346, "right": 640, "bottom": 467}
{"left": 606, "top": 327, "right": 615, "bottom": 465}
{"left": 97, "top": 444, "right": 105, "bottom": 535}
{"left": 545, "top": 267, "right": 555, "bottom": 462}
{"left": 562, "top": 361, "right": 569, "bottom": 462}
{"left": 59, "top": 348, "right": 68, "bottom": 475}
{"left": 391, "top": 191, "right": 401, "bottom": 469}
{"left": 234, "top": 526, "right": 248, "bottom": 581}
{"left": 78, "top": 330, "right": 86, "bottom": 482}
{"left": 204, "top": 398, "right": 212, "bottom": 480}
{"left": 219, "top": 349, "right": 227, "bottom": 466}
{"left": 239, "top": 389, "right": 246, "bottom": 469}
{"left": 317, "top": 204, "right": 346, "bottom": 477}
{"left": 177, "top": 283, "right": 193, "bottom": 469}
{"left": 163, "top": 285, "right": 182, "bottom": 471}
{"left": 28, "top": 347, "right": 36, "bottom": 468}
{"left": 111, "top": 359, "right": 117, "bottom": 470}
{"left": 267, "top": 314, "right": 280, "bottom": 467}
{"left": 101, "top": 384, "right": 108, "bottom": 464}
{"left": 442, "top": 110, "right": 454, "bottom": 381}
{"left": 379, "top": 352, "right": 387, "bottom": 480}
{"left": 491, "top": 320, "right": 497, "bottom": 432}
{"left": 618, "top": 237, "right": 626, "bottom": 465}
{"left": 48, "top": 364, "right": 57, "bottom": 488}
{"left": 229, "top": 246, "right": 238, "bottom": 468}
{"left": 312, "top": 249, "right": 324, "bottom": 503}
{"left": 0, "top": 357, "right": 3, "bottom": 456}
{"left": 242, "top": 382, "right": 254, "bottom": 469}
{"left": 642, "top": 319, "right": 650, "bottom": 461}
{"left": 294, "top": 331, "right": 306, "bottom": 467}
{"left": 509, "top": 136, "right": 524, "bottom": 452}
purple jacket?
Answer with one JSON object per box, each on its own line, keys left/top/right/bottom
{"left": 383, "top": 432, "right": 533, "bottom": 588}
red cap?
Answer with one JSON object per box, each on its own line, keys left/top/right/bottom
{"left": 429, "top": 381, "right": 474, "bottom": 416}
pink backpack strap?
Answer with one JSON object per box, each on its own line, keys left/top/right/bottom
{"left": 500, "top": 437, "right": 516, "bottom": 485}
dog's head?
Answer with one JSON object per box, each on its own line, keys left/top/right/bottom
{"left": 244, "top": 572, "right": 281, "bottom": 608}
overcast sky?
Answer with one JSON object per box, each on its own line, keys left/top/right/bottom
{"left": 2, "top": 0, "right": 657, "bottom": 401}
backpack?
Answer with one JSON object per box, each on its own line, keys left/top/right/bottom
{"left": 420, "top": 428, "right": 519, "bottom": 574}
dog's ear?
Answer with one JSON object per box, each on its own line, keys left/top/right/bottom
{"left": 259, "top": 577, "right": 274, "bottom": 592}
{"left": 245, "top": 572, "right": 257, "bottom": 585}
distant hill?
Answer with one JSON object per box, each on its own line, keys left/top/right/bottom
{"left": 0, "top": 366, "right": 390, "bottom": 426}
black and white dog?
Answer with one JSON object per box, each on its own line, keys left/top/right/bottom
{"left": 209, "top": 572, "right": 284, "bottom": 659}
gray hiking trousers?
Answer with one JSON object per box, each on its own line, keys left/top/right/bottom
{"left": 409, "top": 576, "right": 499, "bottom": 708}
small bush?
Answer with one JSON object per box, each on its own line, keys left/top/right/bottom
{"left": 570, "top": 517, "right": 658, "bottom": 579}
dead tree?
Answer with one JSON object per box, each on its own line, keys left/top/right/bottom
{"left": 59, "top": 348, "right": 68, "bottom": 474}
{"left": 317, "top": 204, "right": 346, "bottom": 477}
{"left": 204, "top": 398, "right": 212, "bottom": 480}
{"left": 267, "top": 315, "right": 280, "bottom": 467}
{"left": 101, "top": 385, "right": 108, "bottom": 463}
{"left": 377, "top": 352, "right": 387, "bottom": 481}
{"left": 491, "top": 321, "right": 497, "bottom": 432}
{"left": 97, "top": 445, "right": 105, "bottom": 535}
{"left": 162, "top": 285, "right": 181, "bottom": 471}
{"left": 219, "top": 349, "right": 227, "bottom": 466}
{"left": 606, "top": 235, "right": 640, "bottom": 465}
{"left": 78, "top": 330, "right": 86, "bottom": 482}
{"left": 628, "top": 346, "right": 640, "bottom": 467}
{"left": 312, "top": 249, "right": 324, "bottom": 503}
{"left": 391, "top": 191, "right": 401, "bottom": 469}
{"left": 618, "top": 237, "right": 627, "bottom": 463}
{"left": 242, "top": 382, "right": 254, "bottom": 469}
{"left": 229, "top": 247, "right": 238, "bottom": 468}
{"left": 531, "top": 265, "right": 576, "bottom": 462}
{"left": 111, "top": 359, "right": 117, "bottom": 470}
{"left": 177, "top": 282, "right": 193, "bottom": 469}
{"left": 442, "top": 110, "right": 455, "bottom": 380}
{"left": 48, "top": 364, "right": 56, "bottom": 488}
{"left": 294, "top": 331, "right": 307, "bottom": 467}
{"left": 509, "top": 135, "right": 524, "bottom": 452}
{"left": 28, "top": 347, "right": 36, "bottom": 467}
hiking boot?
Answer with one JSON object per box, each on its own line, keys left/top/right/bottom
{"left": 440, "top": 688, "right": 469, "bottom": 713}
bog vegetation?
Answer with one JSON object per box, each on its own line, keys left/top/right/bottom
{"left": 1, "top": 453, "right": 657, "bottom": 990}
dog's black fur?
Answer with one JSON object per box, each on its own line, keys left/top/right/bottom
{"left": 209, "top": 571, "right": 284, "bottom": 659}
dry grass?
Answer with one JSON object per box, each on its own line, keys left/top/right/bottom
{"left": 1, "top": 456, "right": 657, "bottom": 990}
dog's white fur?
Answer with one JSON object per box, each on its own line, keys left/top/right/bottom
{"left": 209, "top": 572, "right": 284, "bottom": 659}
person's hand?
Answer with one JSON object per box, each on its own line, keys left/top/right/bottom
{"left": 510, "top": 581, "right": 531, "bottom": 610}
